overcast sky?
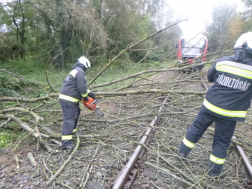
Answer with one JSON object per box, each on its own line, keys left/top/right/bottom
{"left": 0, "top": 0, "right": 9, "bottom": 3}
{"left": 168, "top": 0, "right": 245, "bottom": 36}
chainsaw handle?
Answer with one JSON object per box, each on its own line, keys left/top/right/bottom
{"left": 90, "top": 99, "right": 99, "bottom": 105}
{"left": 89, "top": 100, "right": 96, "bottom": 105}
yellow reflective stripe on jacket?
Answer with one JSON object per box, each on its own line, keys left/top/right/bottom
{"left": 62, "top": 135, "right": 73, "bottom": 140}
{"left": 183, "top": 138, "right": 195, "bottom": 148}
{"left": 210, "top": 154, "right": 225, "bottom": 164}
{"left": 81, "top": 89, "right": 91, "bottom": 97}
{"left": 203, "top": 99, "right": 247, "bottom": 118}
{"left": 216, "top": 65, "right": 252, "bottom": 80}
{"left": 216, "top": 61, "right": 252, "bottom": 72}
{"left": 59, "top": 94, "right": 79, "bottom": 103}
{"left": 70, "top": 69, "right": 78, "bottom": 78}
{"left": 73, "top": 128, "right": 77, "bottom": 133}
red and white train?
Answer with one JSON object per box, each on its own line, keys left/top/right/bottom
{"left": 177, "top": 34, "right": 208, "bottom": 71}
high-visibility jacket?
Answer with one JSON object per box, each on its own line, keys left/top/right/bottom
{"left": 59, "top": 64, "right": 90, "bottom": 103}
{"left": 202, "top": 56, "right": 252, "bottom": 121}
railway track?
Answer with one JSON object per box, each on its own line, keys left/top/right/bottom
{"left": 107, "top": 74, "right": 252, "bottom": 189}
{"left": 111, "top": 98, "right": 168, "bottom": 189}
{"left": 106, "top": 74, "right": 210, "bottom": 188}
{"left": 2, "top": 69, "right": 252, "bottom": 189}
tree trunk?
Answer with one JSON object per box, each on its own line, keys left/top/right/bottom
{"left": 52, "top": 0, "right": 73, "bottom": 69}
{"left": 13, "top": 1, "right": 19, "bottom": 41}
{"left": 18, "top": 0, "right": 25, "bottom": 58}
{"left": 60, "top": 25, "right": 72, "bottom": 69}
{"left": 18, "top": 0, "right": 25, "bottom": 46}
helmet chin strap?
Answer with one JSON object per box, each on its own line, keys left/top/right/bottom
{"left": 83, "top": 66, "right": 87, "bottom": 72}
{"left": 242, "top": 42, "right": 248, "bottom": 48}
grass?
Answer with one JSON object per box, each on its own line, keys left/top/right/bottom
{"left": 0, "top": 127, "right": 29, "bottom": 148}
{"left": 0, "top": 56, "right": 175, "bottom": 93}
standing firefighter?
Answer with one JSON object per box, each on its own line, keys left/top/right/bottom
{"left": 178, "top": 32, "right": 252, "bottom": 177}
{"left": 59, "top": 56, "right": 96, "bottom": 150}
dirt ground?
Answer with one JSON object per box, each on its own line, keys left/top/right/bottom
{"left": 1, "top": 65, "right": 252, "bottom": 189}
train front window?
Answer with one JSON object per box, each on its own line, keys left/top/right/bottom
{"left": 182, "top": 38, "right": 205, "bottom": 56}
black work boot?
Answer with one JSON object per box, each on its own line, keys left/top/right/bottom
{"left": 207, "top": 161, "right": 225, "bottom": 179}
{"left": 61, "top": 139, "right": 73, "bottom": 150}
{"left": 61, "top": 145, "right": 75, "bottom": 151}
{"left": 178, "top": 151, "right": 187, "bottom": 158}
{"left": 178, "top": 142, "right": 193, "bottom": 158}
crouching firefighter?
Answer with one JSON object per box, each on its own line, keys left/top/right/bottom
{"left": 58, "top": 56, "right": 96, "bottom": 150}
{"left": 178, "top": 32, "right": 252, "bottom": 177}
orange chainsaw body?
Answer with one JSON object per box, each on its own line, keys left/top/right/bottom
{"left": 82, "top": 97, "right": 96, "bottom": 110}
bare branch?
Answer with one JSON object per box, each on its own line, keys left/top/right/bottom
{"left": 95, "top": 89, "right": 206, "bottom": 96}
{"left": 1, "top": 107, "right": 44, "bottom": 122}
{"left": 0, "top": 93, "right": 59, "bottom": 102}
{"left": 46, "top": 134, "right": 80, "bottom": 185}
{"left": 88, "top": 19, "right": 186, "bottom": 86}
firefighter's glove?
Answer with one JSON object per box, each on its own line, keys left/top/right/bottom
{"left": 82, "top": 97, "right": 89, "bottom": 102}
{"left": 88, "top": 92, "right": 96, "bottom": 100}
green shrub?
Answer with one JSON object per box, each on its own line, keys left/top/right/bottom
{"left": 0, "top": 88, "right": 19, "bottom": 97}
{"left": 0, "top": 36, "right": 24, "bottom": 61}
{"left": 147, "top": 52, "right": 166, "bottom": 62}
{"left": 0, "top": 130, "right": 29, "bottom": 148}
{"left": 0, "top": 74, "right": 38, "bottom": 97}
{"left": 0, "top": 132, "right": 12, "bottom": 148}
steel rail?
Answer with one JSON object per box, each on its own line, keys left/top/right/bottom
{"left": 112, "top": 97, "right": 168, "bottom": 189}
{"left": 200, "top": 77, "right": 208, "bottom": 91}
{"left": 233, "top": 136, "right": 252, "bottom": 178}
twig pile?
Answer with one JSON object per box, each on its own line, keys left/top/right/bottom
{"left": 1, "top": 62, "right": 251, "bottom": 189}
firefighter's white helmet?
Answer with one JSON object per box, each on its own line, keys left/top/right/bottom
{"left": 234, "top": 32, "right": 252, "bottom": 49}
{"left": 77, "top": 56, "right": 91, "bottom": 68}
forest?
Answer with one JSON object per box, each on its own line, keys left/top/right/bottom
{"left": 1, "top": 0, "right": 252, "bottom": 188}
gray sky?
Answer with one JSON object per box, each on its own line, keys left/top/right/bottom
{"left": 168, "top": 0, "right": 245, "bottom": 36}
{"left": 0, "top": 0, "right": 9, "bottom": 3}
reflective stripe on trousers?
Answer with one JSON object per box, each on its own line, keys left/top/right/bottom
{"left": 62, "top": 135, "right": 73, "bottom": 140}
{"left": 210, "top": 154, "right": 225, "bottom": 164}
{"left": 179, "top": 107, "right": 236, "bottom": 161}
{"left": 183, "top": 138, "right": 196, "bottom": 148}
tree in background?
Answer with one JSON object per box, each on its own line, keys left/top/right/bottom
{"left": 205, "top": 1, "right": 252, "bottom": 56}
{"left": 205, "top": 4, "right": 237, "bottom": 54}
{"left": 0, "top": 0, "right": 181, "bottom": 68}
{"left": 26, "top": 0, "right": 108, "bottom": 68}
{"left": 225, "top": 16, "right": 246, "bottom": 45}
{"left": 240, "top": 0, "right": 252, "bottom": 32}
{"left": 0, "top": 0, "right": 108, "bottom": 68}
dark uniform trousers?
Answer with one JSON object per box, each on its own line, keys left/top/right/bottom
{"left": 179, "top": 106, "right": 236, "bottom": 175}
{"left": 60, "top": 100, "right": 80, "bottom": 148}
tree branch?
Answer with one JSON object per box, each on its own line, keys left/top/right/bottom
{"left": 0, "top": 93, "right": 58, "bottom": 102}
{"left": 1, "top": 107, "right": 44, "bottom": 122}
{"left": 88, "top": 19, "right": 186, "bottom": 86}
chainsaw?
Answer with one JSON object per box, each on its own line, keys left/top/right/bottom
{"left": 82, "top": 97, "right": 104, "bottom": 117}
